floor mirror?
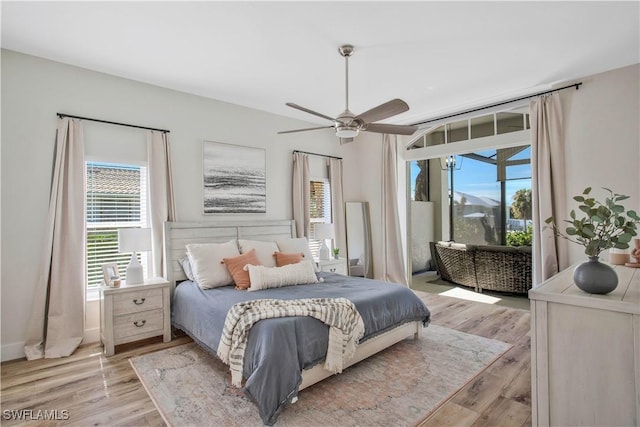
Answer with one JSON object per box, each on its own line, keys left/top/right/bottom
{"left": 345, "top": 201, "right": 373, "bottom": 278}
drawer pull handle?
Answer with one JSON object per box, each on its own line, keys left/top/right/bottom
{"left": 330, "top": 268, "right": 336, "bottom": 272}
{"left": 133, "top": 298, "right": 146, "bottom": 305}
{"left": 133, "top": 320, "right": 146, "bottom": 327}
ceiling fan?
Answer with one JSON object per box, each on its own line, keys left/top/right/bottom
{"left": 278, "top": 44, "right": 418, "bottom": 144}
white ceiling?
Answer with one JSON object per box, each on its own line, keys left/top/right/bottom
{"left": 2, "top": 1, "right": 639, "bottom": 127}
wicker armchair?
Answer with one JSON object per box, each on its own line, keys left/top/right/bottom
{"left": 474, "top": 245, "right": 532, "bottom": 294}
{"left": 430, "top": 241, "right": 478, "bottom": 291}
{"left": 430, "top": 241, "right": 532, "bottom": 294}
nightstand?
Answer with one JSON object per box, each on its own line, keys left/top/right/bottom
{"left": 317, "top": 258, "right": 348, "bottom": 275}
{"left": 100, "top": 277, "right": 171, "bottom": 356}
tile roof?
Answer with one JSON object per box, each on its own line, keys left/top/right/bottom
{"left": 87, "top": 165, "right": 140, "bottom": 195}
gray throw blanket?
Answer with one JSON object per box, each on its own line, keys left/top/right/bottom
{"left": 217, "top": 297, "right": 365, "bottom": 387}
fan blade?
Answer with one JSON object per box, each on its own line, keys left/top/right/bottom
{"left": 363, "top": 123, "right": 417, "bottom": 136}
{"left": 278, "top": 125, "right": 334, "bottom": 135}
{"left": 286, "top": 103, "right": 337, "bottom": 122}
{"left": 355, "top": 99, "right": 410, "bottom": 124}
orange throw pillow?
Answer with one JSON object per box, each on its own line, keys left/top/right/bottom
{"left": 274, "top": 251, "right": 305, "bottom": 267}
{"left": 222, "top": 249, "right": 261, "bottom": 290}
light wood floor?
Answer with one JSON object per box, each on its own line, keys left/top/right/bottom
{"left": 1, "top": 292, "right": 531, "bottom": 427}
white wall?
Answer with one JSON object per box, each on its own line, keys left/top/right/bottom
{"left": 341, "top": 133, "right": 386, "bottom": 278}
{"left": 560, "top": 63, "right": 640, "bottom": 264}
{"left": 0, "top": 49, "right": 341, "bottom": 361}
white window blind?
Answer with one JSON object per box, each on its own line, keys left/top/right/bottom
{"left": 308, "top": 179, "right": 332, "bottom": 258}
{"left": 86, "top": 162, "right": 148, "bottom": 288}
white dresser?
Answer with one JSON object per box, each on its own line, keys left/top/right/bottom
{"left": 100, "top": 277, "right": 171, "bottom": 356}
{"left": 529, "top": 264, "right": 639, "bottom": 426}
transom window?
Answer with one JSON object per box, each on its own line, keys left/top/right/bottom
{"left": 407, "top": 111, "right": 530, "bottom": 149}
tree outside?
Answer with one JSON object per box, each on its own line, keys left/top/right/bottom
{"left": 511, "top": 188, "right": 532, "bottom": 223}
{"left": 507, "top": 188, "right": 533, "bottom": 246}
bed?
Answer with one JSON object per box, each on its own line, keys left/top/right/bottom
{"left": 163, "top": 220, "right": 431, "bottom": 425}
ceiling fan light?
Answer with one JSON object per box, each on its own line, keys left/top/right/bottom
{"left": 335, "top": 126, "right": 359, "bottom": 138}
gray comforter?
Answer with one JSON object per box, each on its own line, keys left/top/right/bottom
{"left": 172, "top": 272, "right": 430, "bottom": 425}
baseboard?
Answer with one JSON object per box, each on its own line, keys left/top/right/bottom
{"left": 83, "top": 327, "right": 100, "bottom": 345}
{"left": 1, "top": 328, "right": 101, "bottom": 362}
{"left": 1, "top": 341, "right": 26, "bottom": 362}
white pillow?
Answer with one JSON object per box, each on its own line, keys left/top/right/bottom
{"left": 275, "top": 237, "right": 317, "bottom": 271}
{"left": 238, "top": 239, "right": 279, "bottom": 268}
{"left": 246, "top": 261, "right": 319, "bottom": 291}
{"left": 186, "top": 240, "right": 240, "bottom": 289}
{"left": 178, "top": 256, "right": 195, "bottom": 281}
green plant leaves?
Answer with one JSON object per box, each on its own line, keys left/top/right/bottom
{"left": 582, "top": 224, "right": 596, "bottom": 237}
{"left": 617, "top": 232, "right": 633, "bottom": 243}
{"left": 545, "top": 187, "right": 640, "bottom": 258}
{"left": 579, "top": 205, "right": 591, "bottom": 215}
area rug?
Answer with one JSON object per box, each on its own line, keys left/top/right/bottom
{"left": 130, "top": 325, "right": 511, "bottom": 426}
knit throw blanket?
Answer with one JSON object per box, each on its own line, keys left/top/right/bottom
{"left": 217, "top": 298, "right": 365, "bottom": 387}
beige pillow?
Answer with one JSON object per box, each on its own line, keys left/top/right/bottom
{"left": 275, "top": 237, "right": 317, "bottom": 271}
{"left": 238, "top": 239, "right": 279, "bottom": 268}
{"left": 246, "top": 260, "right": 319, "bottom": 291}
{"left": 186, "top": 240, "right": 240, "bottom": 289}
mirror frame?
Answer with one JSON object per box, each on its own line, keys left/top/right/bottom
{"left": 345, "top": 201, "right": 373, "bottom": 278}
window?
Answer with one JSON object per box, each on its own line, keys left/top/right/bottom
{"left": 86, "top": 162, "right": 148, "bottom": 289}
{"left": 308, "top": 179, "right": 332, "bottom": 258}
{"left": 408, "top": 146, "right": 532, "bottom": 280}
{"left": 407, "top": 110, "right": 530, "bottom": 150}
{"left": 445, "top": 146, "right": 531, "bottom": 245}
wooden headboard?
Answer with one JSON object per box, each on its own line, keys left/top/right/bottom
{"left": 163, "top": 220, "right": 296, "bottom": 289}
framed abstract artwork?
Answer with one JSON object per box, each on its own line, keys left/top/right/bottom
{"left": 203, "top": 141, "right": 266, "bottom": 214}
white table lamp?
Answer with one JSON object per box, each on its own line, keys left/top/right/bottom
{"left": 315, "top": 223, "right": 335, "bottom": 260}
{"left": 118, "top": 228, "right": 152, "bottom": 285}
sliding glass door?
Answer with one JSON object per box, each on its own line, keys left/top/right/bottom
{"left": 451, "top": 146, "right": 531, "bottom": 245}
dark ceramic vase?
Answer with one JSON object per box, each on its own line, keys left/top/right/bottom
{"left": 573, "top": 256, "right": 618, "bottom": 294}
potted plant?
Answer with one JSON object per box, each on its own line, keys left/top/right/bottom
{"left": 332, "top": 248, "right": 340, "bottom": 259}
{"left": 545, "top": 187, "right": 640, "bottom": 293}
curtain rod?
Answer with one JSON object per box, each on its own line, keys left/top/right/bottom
{"left": 293, "top": 149, "right": 342, "bottom": 160}
{"left": 412, "top": 82, "right": 582, "bottom": 127}
{"left": 57, "top": 113, "right": 170, "bottom": 133}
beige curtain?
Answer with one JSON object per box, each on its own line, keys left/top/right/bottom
{"left": 381, "top": 135, "right": 407, "bottom": 285}
{"left": 147, "top": 131, "right": 176, "bottom": 278}
{"left": 329, "top": 158, "right": 346, "bottom": 256}
{"left": 292, "top": 152, "right": 310, "bottom": 238}
{"left": 531, "top": 93, "right": 568, "bottom": 286}
{"left": 24, "top": 118, "right": 86, "bottom": 360}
